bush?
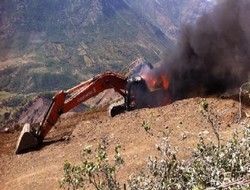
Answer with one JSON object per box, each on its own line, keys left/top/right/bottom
{"left": 60, "top": 139, "right": 124, "bottom": 190}
{"left": 129, "top": 127, "right": 250, "bottom": 190}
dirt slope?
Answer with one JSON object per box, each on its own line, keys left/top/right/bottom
{"left": 0, "top": 97, "right": 248, "bottom": 190}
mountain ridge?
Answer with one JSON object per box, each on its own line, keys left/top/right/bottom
{"left": 0, "top": 0, "right": 213, "bottom": 93}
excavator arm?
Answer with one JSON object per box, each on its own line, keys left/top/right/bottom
{"left": 16, "top": 72, "right": 127, "bottom": 153}
{"left": 38, "top": 72, "right": 127, "bottom": 139}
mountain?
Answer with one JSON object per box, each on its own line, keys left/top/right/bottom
{"left": 125, "top": 0, "right": 214, "bottom": 42}
{"left": 0, "top": 0, "right": 214, "bottom": 93}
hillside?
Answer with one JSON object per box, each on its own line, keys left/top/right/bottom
{"left": 0, "top": 0, "right": 167, "bottom": 93}
{"left": 0, "top": 96, "right": 248, "bottom": 189}
{"left": 125, "top": 0, "right": 214, "bottom": 42}
{"left": 0, "top": 0, "right": 213, "bottom": 93}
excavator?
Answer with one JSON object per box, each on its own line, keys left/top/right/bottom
{"left": 15, "top": 71, "right": 169, "bottom": 154}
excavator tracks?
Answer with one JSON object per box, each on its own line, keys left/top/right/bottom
{"left": 108, "top": 99, "right": 127, "bottom": 117}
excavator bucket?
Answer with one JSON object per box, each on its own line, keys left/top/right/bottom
{"left": 15, "top": 123, "right": 39, "bottom": 154}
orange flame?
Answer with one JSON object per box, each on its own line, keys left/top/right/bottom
{"left": 139, "top": 71, "right": 171, "bottom": 107}
{"left": 147, "top": 75, "right": 158, "bottom": 89}
{"left": 161, "top": 73, "right": 169, "bottom": 89}
{"left": 142, "top": 72, "right": 170, "bottom": 90}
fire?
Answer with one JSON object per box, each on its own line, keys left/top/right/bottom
{"left": 145, "top": 75, "right": 158, "bottom": 89}
{"left": 142, "top": 72, "right": 169, "bottom": 91}
{"left": 141, "top": 71, "right": 171, "bottom": 106}
{"left": 133, "top": 61, "right": 171, "bottom": 107}
{"left": 161, "top": 73, "right": 169, "bottom": 89}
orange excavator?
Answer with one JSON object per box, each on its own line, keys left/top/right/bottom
{"left": 16, "top": 71, "right": 167, "bottom": 154}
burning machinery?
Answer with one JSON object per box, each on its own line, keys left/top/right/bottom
{"left": 16, "top": 69, "right": 170, "bottom": 154}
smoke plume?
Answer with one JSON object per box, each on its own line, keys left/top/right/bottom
{"left": 160, "top": 0, "right": 250, "bottom": 100}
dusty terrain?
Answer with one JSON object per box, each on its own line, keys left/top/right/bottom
{"left": 0, "top": 96, "right": 249, "bottom": 190}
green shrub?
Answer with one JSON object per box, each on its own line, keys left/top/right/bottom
{"left": 60, "top": 139, "right": 124, "bottom": 190}
{"left": 141, "top": 120, "right": 150, "bottom": 132}
{"left": 200, "top": 98, "right": 209, "bottom": 112}
{"left": 129, "top": 127, "right": 250, "bottom": 190}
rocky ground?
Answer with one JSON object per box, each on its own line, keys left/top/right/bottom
{"left": 0, "top": 96, "right": 249, "bottom": 190}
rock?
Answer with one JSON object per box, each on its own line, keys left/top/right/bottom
{"left": 4, "top": 127, "right": 10, "bottom": 133}
{"left": 181, "top": 133, "right": 187, "bottom": 140}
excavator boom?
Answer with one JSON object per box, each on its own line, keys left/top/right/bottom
{"left": 16, "top": 72, "right": 127, "bottom": 154}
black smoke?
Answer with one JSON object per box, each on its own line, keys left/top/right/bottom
{"left": 160, "top": 0, "right": 250, "bottom": 100}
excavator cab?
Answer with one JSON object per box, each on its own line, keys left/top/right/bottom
{"left": 108, "top": 76, "right": 150, "bottom": 117}
{"left": 125, "top": 76, "right": 150, "bottom": 110}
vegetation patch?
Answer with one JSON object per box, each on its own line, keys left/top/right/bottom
{"left": 60, "top": 126, "right": 250, "bottom": 190}
{"left": 0, "top": 91, "right": 16, "bottom": 101}
{"left": 60, "top": 139, "right": 124, "bottom": 190}
{"left": 0, "top": 92, "right": 35, "bottom": 128}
